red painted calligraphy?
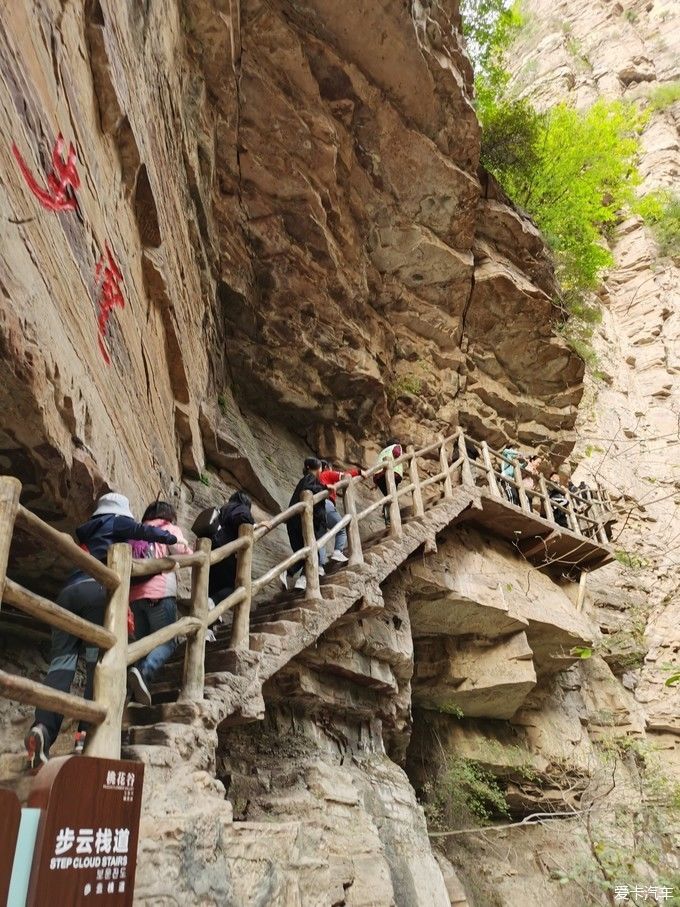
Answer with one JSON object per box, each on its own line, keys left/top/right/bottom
{"left": 12, "top": 134, "right": 80, "bottom": 212}
{"left": 95, "top": 245, "right": 125, "bottom": 364}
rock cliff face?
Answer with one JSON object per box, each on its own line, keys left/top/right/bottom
{"left": 508, "top": 0, "right": 680, "bottom": 802}
{"left": 1, "top": 1, "right": 677, "bottom": 906}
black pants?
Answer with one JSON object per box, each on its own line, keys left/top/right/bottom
{"left": 34, "top": 579, "right": 107, "bottom": 747}
{"left": 375, "top": 472, "right": 402, "bottom": 521}
{"left": 286, "top": 519, "right": 325, "bottom": 576}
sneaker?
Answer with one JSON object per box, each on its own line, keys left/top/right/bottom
{"left": 279, "top": 571, "right": 289, "bottom": 591}
{"left": 330, "top": 550, "right": 348, "bottom": 563}
{"left": 74, "top": 730, "right": 87, "bottom": 755}
{"left": 318, "top": 566, "right": 326, "bottom": 576}
{"left": 127, "top": 667, "right": 152, "bottom": 707}
{"left": 294, "top": 575, "right": 307, "bottom": 591}
{"left": 25, "top": 724, "right": 49, "bottom": 769}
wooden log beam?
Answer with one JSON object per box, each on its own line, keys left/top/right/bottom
{"left": 0, "top": 670, "right": 107, "bottom": 724}
{"left": 481, "top": 442, "right": 500, "bottom": 497}
{"left": 15, "top": 506, "right": 120, "bottom": 590}
{"left": 127, "top": 616, "right": 202, "bottom": 665}
{"left": 87, "top": 543, "right": 131, "bottom": 759}
{"left": 343, "top": 479, "right": 364, "bottom": 566}
{"left": 408, "top": 445, "right": 425, "bottom": 518}
{"left": 0, "top": 477, "right": 20, "bottom": 612}
{"left": 180, "top": 538, "right": 211, "bottom": 702}
{"left": 301, "top": 490, "right": 321, "bottom": 600}
{"left": 3, "top": 579, "right": 116, "bottom": 649}
{"left": 230, "top": 524, "right": 253, "bottom": 650}
{"left": 440, "top": 440, "right": 454, "bottom": 499}
{"left": 458, "top": 431, "right": 474, "bottom": 487}
{"left": 385, "top": 461, "right": 402, "bottom": 539}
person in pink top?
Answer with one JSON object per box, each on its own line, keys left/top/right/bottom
{"left": 127, "top": 500, "right": 192, "bottom": 707}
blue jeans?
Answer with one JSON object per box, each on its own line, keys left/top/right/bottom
{"left": 35, "top": 578, "right": 107, "bottom": 746}
{"left": 324, "top": 499, "right": 347, "bottom": 552}
{"left": 130, "top": 597, "right": 177, "bottom": 683}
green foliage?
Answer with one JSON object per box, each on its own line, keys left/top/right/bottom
{"left": 570, "top": 645, "right": 592, "bottom": 659}
{"left": 614, "top": 549, "right": 649, "bottom": 570}
{"left": 199, "top": 472, "right": 211, "bottom": 487}
{"left": 646, "top": 80, "right": 680, "bottom": 112}
{"left": 636, "top": 189, "right": 680, "bottom": 259}
{"left": 387, "top": 374, "right": 422, "bottom": 402}
{"left": 665, "top": 669, "right": 680, "bottom": 688}
{"left": 217, "top": 392, "right": 228, "bottom": 415}
{"left": 461, "top": 0, "right": 644, "bottom": 364}
{"left": 584, "top": 444, "right": 604, "bottom": 457}
{"left": 624, "top": 8, "right": 639, "bottom": 23}
{"left": 424, "top": 755, "right": 509, "bottom": 830}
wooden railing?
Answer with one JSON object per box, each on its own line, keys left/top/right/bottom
{"left": 0, "top": 430, "right": 615, "bottom": 760}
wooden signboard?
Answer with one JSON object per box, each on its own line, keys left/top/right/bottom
{"left": 26, "top": 756, "right": 144, "bottom": 906}
{"left": 0, "top": 788, "right": 21, "bottom": 906}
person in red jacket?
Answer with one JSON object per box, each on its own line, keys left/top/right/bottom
{"left": 319, "top": 461, "right": 363, "bottom": 563}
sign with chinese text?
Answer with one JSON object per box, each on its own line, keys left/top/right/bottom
{"left": 26, "top": 756, "right": 144, "bottom": 906}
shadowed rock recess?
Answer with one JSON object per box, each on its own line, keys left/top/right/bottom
{"left": 0, "top": 1, "right": 676, "bottom": 906}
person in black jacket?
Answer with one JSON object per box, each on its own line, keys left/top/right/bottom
{"left": 280, "top": 458, "right": 327, "bottom": 592}
{"left": 209, "top": 492, "right": 256, "bottom": 604}
{"left": 25, "top": 493, "right": 177, "bottom": 768}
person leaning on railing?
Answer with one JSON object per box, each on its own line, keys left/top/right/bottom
{"left": 24, "top": 493, "right": 178, "bottom": 769}
{"left": 319, "top": 460, "right": 364, "bottom": 563}
{"left": 127, "top": 500, "right": 193, "bottom": 708}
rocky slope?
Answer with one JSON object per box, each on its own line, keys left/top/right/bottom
{"left": 0, "top": 0, "right": 677, "bottom": 905}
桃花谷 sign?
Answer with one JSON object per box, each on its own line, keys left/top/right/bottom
{"left": 24, "top": 756, "right": 144, "bottom": 905}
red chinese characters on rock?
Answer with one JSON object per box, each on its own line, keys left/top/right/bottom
{"left": 95, "top": 244, "right": 126, "bottom": 365}
{"left": 12, "top": 133, "right": 80, "bottom": 212}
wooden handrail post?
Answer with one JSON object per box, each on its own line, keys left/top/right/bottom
{"left": 539, "top": 475, "right": 554, "bottom": 522}
{"left": 514, "top": 464, "right": 530, "bottom": 512}
{"left": 87, "top": 543, "right": 131, "bottom": 759}
{"left": 408, "top": 446, "right": 425, "bottom": 518}
{"left": 343, "top": 479, "right": 364, "bottom": 566}
{"left": 180, "top": 537, "right": 211, "bottom": 701}
{"left": 385, "top": 461, "right": 402, "bottom": 538}
{"left": 230, "top": 523, "right": 253, "bottom": 650}
{"left": 481, "top": 442, "right": 500, "bottom": 497}
{"left": 301, "top": 490, "right": 321, "bottom": 599}
{"left": 565, "top": 490, "right": 580, "bottom": 534}
{"left": 576, "top": 570, "right": 588, "bottom": 612}
{"left": 458, "top": 431, "right": 474, "bottom": 487}
{"left": 0, "top": 477, "right": 21, "bottom": 611}
{"left": 439, "top": 439, "right": 454, "bottom": 499}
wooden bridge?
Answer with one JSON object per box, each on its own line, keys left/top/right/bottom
{"left": 0, "top": 429, "right": 615, "bottom": 762}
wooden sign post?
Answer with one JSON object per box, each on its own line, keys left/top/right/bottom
{"left": 25, "top": 756, "right": 144, "bottom": 906}
{"left": 0, "top": 788, "right": 21, "bottom": 905}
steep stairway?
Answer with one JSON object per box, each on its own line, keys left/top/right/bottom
{"left": 123, "top": 492, "right": 476, "bottom": 751}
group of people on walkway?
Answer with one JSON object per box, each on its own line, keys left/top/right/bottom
{"left": 24, "top": 434, "right": 595, "bottom": 768}
{"left": 499, "top": 447, "right": 593, "bottom": 527}
{"left": 23, "top": 441, "right": 402, "bottom": 767}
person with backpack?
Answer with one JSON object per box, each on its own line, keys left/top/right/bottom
{"left": 25, "top": 493, "right": 177, "bottom": 768}
{"left": 318, "top": 461, "right": 363, "bottom": 563}
{"left": 373, "top": 440, "right": 403, "bottom": 525}
{"left": 280, "top": 458, "right": 327, "bottom": 591}
{"left": 208, "top": 492, "right": 260, "bottom": 605}
{"left": 548, "top": 472, "right": 570, "bottom": 528}
{"left": 127, "top": 501, "right": 192, "bottom": 707}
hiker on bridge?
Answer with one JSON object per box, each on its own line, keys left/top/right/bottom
{"left": 127, "top": 501, "right": 193, "bottom": 708}
{"left": 319, "top": 460, "right": 363, "bottom": 564}
{"left": 373, "top": 439, "right": 404, "bottom": 525}
{"left": 25, "top": 493, "right": 178, "bottom": 768}
{"left": 280, "top": 458, "right": 328, "bottom": 592}
{"left": 549, "top": 472, "right": 570, "bottom": 528}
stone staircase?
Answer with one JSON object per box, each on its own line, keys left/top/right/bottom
{"left": 123, "top": 493, "right": 476, "bottom": 755}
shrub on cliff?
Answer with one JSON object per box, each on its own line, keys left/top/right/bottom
{"left": 636, "top": 189, "right": 680, "bottom": 260}
{"left": 461, "top": 1, "right": 643, "bottom": 312}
